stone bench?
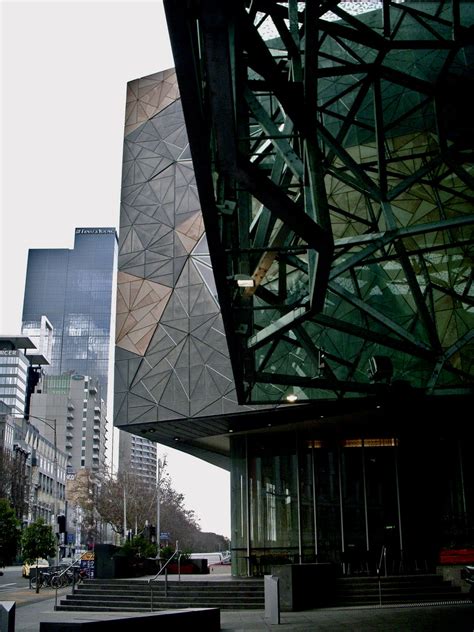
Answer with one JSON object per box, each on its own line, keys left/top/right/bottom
{"left": 39, "top": 607, "right": 220, "bottom": 631}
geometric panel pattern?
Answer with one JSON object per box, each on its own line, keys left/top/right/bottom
{"left": 115, "top": 70, "right": 263, "bottom": 432}
{"left": 164, "top": 0, "right": 474, "bottom": 404}
{"left": 125, "top": 68, "right": 179, "bottom": 136}
{"left": 116, "top": 271, "right": 172, "bottom": 356}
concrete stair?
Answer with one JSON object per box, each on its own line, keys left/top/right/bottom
{"left": 57, "top": 573, "right": 467, "bottom": 612}
{"left": 328, "top": 574, "right": 467, "bottom": 607}
{"left": 57, "top": 578, "right": 265, "bottom": 612}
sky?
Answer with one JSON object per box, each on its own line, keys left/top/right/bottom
{"left": 1, "top": 0, "right": 230, "bottom": 539}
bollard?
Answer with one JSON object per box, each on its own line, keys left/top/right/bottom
{"left": 0, "top": 601, "right": 16, "bottom": 632}
{"left": 264, "top": 575, "right": 280, "bottom": 624}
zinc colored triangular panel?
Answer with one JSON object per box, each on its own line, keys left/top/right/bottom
{"left": 176, "top": 211, "right": 204, "bottom": 242}
{"left": 189, "top": 283, "right": 218, "bottom": 317}
{"left": 130, "top": 380, "right": 157, "bottom": 404}
{"left": 149, "top": 170, "right": 175, "bottom": 203}
{"left": 114, "top": 391, "right": 129, "bottom": 425}
{"left": 189, "top": 337, "right": 215, "bottom": 365}
{"left": 120, "top": 203, "right": 142, "bottom": 228}
{"left": 176, "top": 230, "right": 198, "bottom": 254}
{"left": 117, "top": 334, "right": 144, "bottom": 355}
{"left": 116, "top": 313, "right": 138, "bottom": 345}
{"left": 155, "top": 323, "right": 188, "bottom": 348}
{"left": 157, "top": 404, "right": 186, "bottom": 421}
{"left": 161, "top": 292, "right": 190, "bottom": 323}
{"left": 159, "top": 373, "right": 190, "bottom": 417}
{"left": 175, "top": 161, "right": 196, "bottom": 186}
{"left": 128, "top": 404, "right": 158, "bottom": 425}
{"left": 190, "top": 393, "right": 223, "bottom": 417}
{"left": 187, "top": 259, "right": 206, "bottom": 287}
{"left": 177, "top": 144, "right": 192, "bottom": 161}
{"left": 173, "top": 257, "right": 188, "bottom": 285}
{"left": 175, "top": 260, "right": 191, "bottom": 288}
{"left": 174, "top": 366, "right": 190, "bottom": 400}
{"left": 174, "top": 285, "right": 190, "bottom": 315}
{"left": 128, "top": 279, "right": 143, "bottom": 308}
{"left": 163, "top": 124, "right": 189, "bottom": 150}
{"left": 189, "top": 312, "right": 218, "bottom": 334}
{"left": 143, "top": 370, "right": 172, "bottom": 404}
{"left": 175, "top": 339, "right": 190, "bottom": 369}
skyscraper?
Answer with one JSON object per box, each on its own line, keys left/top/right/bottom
{"left": 21, "top": 228, "right": 117, "bottom": 546}
{"left": 22, "top": 228, "right": 118, "bottom": 406}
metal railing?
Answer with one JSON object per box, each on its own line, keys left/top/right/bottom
{"left": 149, "top": 541, "right": 181, "bottom": 611}
{"left": 54, "top": 551, "right": 91, "bottom": 611}
{"left": 376, "top": 545, "right": 387, "bottom": 606}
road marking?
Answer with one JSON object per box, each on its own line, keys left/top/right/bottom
{"left": 0, "top": 583, "right": 17, "bottom": 589}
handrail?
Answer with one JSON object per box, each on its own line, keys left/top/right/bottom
{"left": 54, "top": 551, "right": 91, "bottom": 611}
{"left": 376, "top": 545, "right": 387, "bottom": 607}
{"left": 149, "top": 541, "right": 180, "bottom": 612}
{"left": 56, "top": 551, "right": 89, "bottom": 578}
{"left": 150, "top": 541, "right": 180, "bottom": 581}
{"left": 377, "top": 545, "right": 387, "bottom": 577}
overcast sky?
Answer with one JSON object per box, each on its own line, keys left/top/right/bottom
{"left": 1, "top": 0, "right": 231, "bottom": 539}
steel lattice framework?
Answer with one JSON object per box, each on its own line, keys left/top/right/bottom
{"left": 164, "top": 0, "right": 474, "bottom": 405}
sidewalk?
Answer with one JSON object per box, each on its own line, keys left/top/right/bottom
{"left": 5, "top": 567, "right": 473, "bottom": 631}
{"left": 8, "top": 591, "right": 473, "bottom": 631}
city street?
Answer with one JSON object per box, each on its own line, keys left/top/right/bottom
{"left": 0, "top": 566, "right": 29, "bottom": 593}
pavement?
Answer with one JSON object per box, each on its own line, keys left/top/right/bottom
{"left": 1, "top": 567, "right": 473, "bottom": 631}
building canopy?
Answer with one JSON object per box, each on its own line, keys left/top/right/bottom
{"left": 164, "top": 0, "right": 474, "bottom": 405}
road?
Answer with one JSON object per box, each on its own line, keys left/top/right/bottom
{"left": 0, "top": 566, "right": 30, "bottom": 592}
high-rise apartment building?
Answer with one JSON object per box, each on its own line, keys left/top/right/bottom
{"left": 118, "top": 433, "right": 157, "bottom": 485}
{"left": 22, "top": 228, "right": 118, "bottom": 406}
{"left": 30, "top": 374, "right": 107, "bottom": 473}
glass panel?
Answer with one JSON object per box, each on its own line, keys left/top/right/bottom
{"left": 299, "top": 447, "right": 315, "bottom": 562}
{"left": 230, "top": 437, "right": 248, "bottom": 576}
{"left": 341, "top": 446, "right": 367, "bottom": 573}
{"left": 247, "top": 434, "right": 299, "bottom": 574}
{"left": 365, "top": 444, "right": 399, "bottom": 573}
{"left": 314, "top": 443, "right": 342, "bottom": 564}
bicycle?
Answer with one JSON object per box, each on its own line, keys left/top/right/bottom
{"left": 51, "top": 569, "right": 69, "bottom": 588}
{"left": 30, "top": 568, "right": 56, "bottom": 589}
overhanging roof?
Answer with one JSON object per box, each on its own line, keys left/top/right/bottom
{"left": 0, "top": 336, "right": 37, "bottom": 350}
{"left": 164, "top": 0, "right": 474, "bottom": 406}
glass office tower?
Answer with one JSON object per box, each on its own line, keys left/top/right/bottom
{"left": 22, "top": 228, "right": 118, "bottom": 403}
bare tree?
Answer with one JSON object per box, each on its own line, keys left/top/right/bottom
{"left": 67, "top": 469, "right": 102, "bottom": 545}
{"left": 93, "top": 463, "right": 207, "bottom": 550}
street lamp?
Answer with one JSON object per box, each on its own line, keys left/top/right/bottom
{"left": 156, "top": 456, "right": 166, "bottom": 553}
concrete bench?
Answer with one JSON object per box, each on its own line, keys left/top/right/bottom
{"left": 39, "top": 607, "right": 220, "bottom": 631}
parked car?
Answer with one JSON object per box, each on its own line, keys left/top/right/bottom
{"left": 22, "top": 558, "right": 49, "bottom": 578}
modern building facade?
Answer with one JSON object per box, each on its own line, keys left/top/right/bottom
{"left": 22, "top": 228, "right": 118, "bottom": 406}
{"left": 0, "top": 344, "right": 31, "bottom": 416}
{"left": 0, "top": 336, "right": 66, "bottom": 528}
{"left": 0, "top": 410, "right": 67, "bottom": 527}
{"left": 115, "top": 1, "right": 474, "bottom": 577}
